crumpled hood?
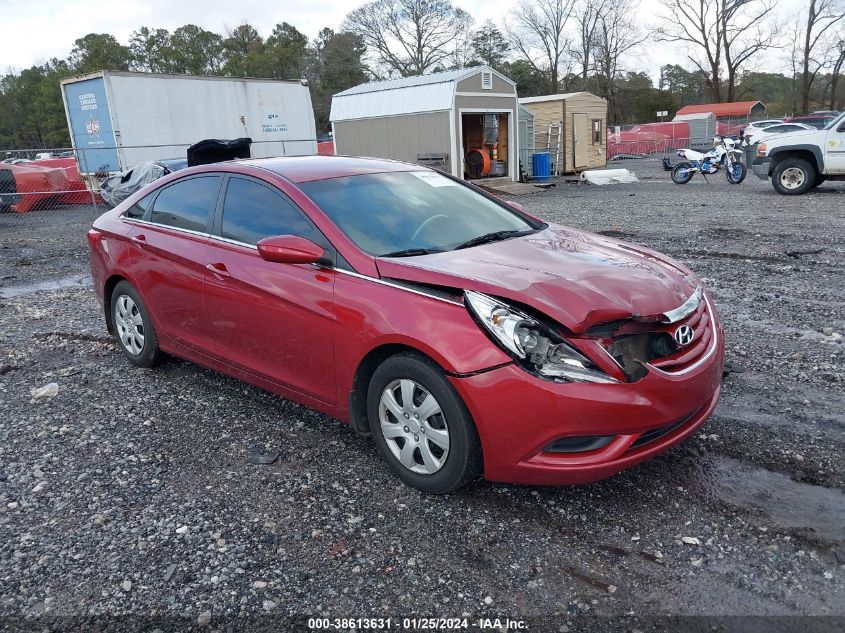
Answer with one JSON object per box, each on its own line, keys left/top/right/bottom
{"left": 375, "top": 225, "right": 699, "bottom": 333}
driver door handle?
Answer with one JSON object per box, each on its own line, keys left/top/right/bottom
{"left": 206, "top": 262, "right": 231, "bottom": 278}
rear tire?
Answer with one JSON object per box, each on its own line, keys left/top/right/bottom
{"left": 726, "top": 162, "right": 747, "bottom": 184}
{"left": 367, "top": 353, "right": 481, "bottom": 494}
{"left": 110, "top": 281, "right": 163, "bottom": 368}
{"left": 771, "top": 158, "right": 815, "bottom": 195}
{"left": 671, "top": 162, "right": 694, "bottom": 184}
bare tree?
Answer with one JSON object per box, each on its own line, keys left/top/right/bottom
{"left": 342, "top": 0, "right": 473, "bottom": 77}
{"left": 720, "top": 0, "right": 779, "bottom": 102}
{"left": 572, "top": 0, "right": 607, "bottom": 88}
{"left": 799, "top": 0, "right": 845, "bottom": 113}
{"left": 785, "top": 19, "right": 805, "bottom": 112}
{"left": 657, "top": 0, "right": 776, "bottom": 103}
{"left": 656, "top": 0, "right": 725, "bottom": 102}
{"left": 594, "top": 0, "right": 648, "bottom": 120}
{"left": 827, "top": 33, "right": 845, "bottom": 108}
{"left": 506, "top": 0, "right": 577, "bottom": 93}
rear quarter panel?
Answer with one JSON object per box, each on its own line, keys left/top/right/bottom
{"left": 89, "top": 209, "right": 136, "bottom": 308}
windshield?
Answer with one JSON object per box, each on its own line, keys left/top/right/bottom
{"left": 299, "top": 171, "right": 542, "bottom": 257}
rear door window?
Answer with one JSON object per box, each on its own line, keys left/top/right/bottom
{"left": 219, "top": 177, "right": 320, "bottom": 245}
{"left": 150, "top": 176, "right": 221, "bottom": 232}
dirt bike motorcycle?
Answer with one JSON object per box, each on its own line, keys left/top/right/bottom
{"left": 671, "top": 136, "right": 747, "bottom": 185}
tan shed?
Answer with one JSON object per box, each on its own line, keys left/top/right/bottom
{"left": 519, "top": 92, "right": 608, "bottom": 174}
{"left": 330, "top": 66, "right": 520, "bottom": 182}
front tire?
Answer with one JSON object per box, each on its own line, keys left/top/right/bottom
{"left": 772, "top": 158, "right": 815, "bottom": 195}
{"left": 110, "top": 280, "right": 163, "bottom": 367}
{"left": 671, "top": 162, "right": 694, "bottom": 184}
{"left": 726, "top": 161, "right": 747, "bottom": 184}
{"left": 367, "top": 353, "right": 481, "bottom": 494}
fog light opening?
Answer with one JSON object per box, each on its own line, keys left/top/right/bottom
{"left": 545, "top": 435, "right": 616, "bottom": 453}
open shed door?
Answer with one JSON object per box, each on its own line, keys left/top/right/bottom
{"left": 573, "top": 113, "right": 590, "bottom": 170}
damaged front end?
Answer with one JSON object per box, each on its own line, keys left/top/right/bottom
{"left": 589, "top": 286, "right": 717, "bottom": 382}
{"left": 463, "top": 285, "right": 716, "bottom": 385}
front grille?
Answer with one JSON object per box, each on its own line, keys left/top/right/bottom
{"left": 602, "top": 296, "right": 713, "bottom": 380}
{"left": 649, "top": 298, "right": 713, "bottom": 372}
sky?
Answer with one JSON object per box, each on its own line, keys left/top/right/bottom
{"left": 0, "top": 0, "right": 803, "bottom": 84}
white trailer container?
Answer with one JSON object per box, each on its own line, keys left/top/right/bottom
{"left": 61, "top": 70, "right": 317, "bottom": 175}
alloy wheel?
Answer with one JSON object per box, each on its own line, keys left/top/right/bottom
{"left": 114, "top": 294, "right": 145, "bottom": 355}
{"left": 378, "top": 378, "right": 450, "bottom": 474}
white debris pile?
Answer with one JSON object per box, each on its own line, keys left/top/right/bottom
{"left": 580, "top": 168, "right": 639, "bottom": 185}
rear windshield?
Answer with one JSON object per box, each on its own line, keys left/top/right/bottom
{"left": 822, "top": 116, "right": 842, "bottom": 130}
{"left": 299, "top": 171, "right": 540, "bottom": 257}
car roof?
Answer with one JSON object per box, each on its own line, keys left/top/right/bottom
{"left": 789, "top": 115, "right": 832, "bottom": 121}
{"left": 765, "top": 123, "right": 808, "bottom": 130}
{"left": 237, "top": 155, "right": 422, "bottom": 183}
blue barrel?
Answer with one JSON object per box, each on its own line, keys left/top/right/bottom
{"left": 532, "top": 152, "right": 551, "bottom": 182}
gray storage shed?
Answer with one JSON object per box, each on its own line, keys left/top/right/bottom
{"left": 672, "top": 112, "right": 717, "bottom": 147}
{"left": 330, "top": 66, "right": 519, "bottom": 182}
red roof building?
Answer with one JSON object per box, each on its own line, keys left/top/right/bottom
{"left": 676, "top": 101, "right": 766, "bottom": 119}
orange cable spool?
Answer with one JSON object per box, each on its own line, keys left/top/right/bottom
{"left": 466, "top": 148, "right": 492, "bottom": 176}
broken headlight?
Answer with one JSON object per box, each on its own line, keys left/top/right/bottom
{"left": 464, "top": 290, "right": 618, "bottom": 384}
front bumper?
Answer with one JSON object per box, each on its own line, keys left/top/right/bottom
{"left": 449, "top": 328, "right": 724, "bottom": 486}
{"left": 752, "top": 157, "right": 771, "bottom": 180}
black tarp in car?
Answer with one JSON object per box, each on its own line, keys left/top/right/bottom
{"left": 186, "top": 138, "right": 252, "bottom": 167}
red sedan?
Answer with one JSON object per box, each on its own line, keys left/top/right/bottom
{"left": 87, "top": 156, "right": 724, "bottom": 493}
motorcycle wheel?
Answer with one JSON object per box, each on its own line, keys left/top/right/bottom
{"left": 726, "top": 162, "right": 747, "bottom": 184}
{"left": 671, "top": 162, "right": 694, "bottom": 184}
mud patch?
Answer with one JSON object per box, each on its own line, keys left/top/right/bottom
{"left": 679, "top": 249, "right": 789, "bottom": 263}
{"left": 0, "top": 274, "right": 92, "bottom": 298}
{"left": 699, "top": 226, "right": 753, "bottom": 239}
{"left": 598, "top": 229, "right": 638, "bottom": 240}
{"left": 704, "top": 456, "right": 845, "bottom": 543}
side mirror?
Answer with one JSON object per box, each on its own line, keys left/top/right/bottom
{"left": 257, "top": 235, "right": 324, "bottom": 264}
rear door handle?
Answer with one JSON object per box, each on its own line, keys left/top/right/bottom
{"left": 206, "top": 262, "right": 231, "bottom": 278}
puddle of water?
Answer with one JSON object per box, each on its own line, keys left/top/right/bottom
{"left": 705, "top": 456, "right": 845, "bottom": 543}
{"left": 0, "top": 274, "right": 92, "bottom": 299}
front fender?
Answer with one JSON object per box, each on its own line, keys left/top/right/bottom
{"left": 332, "top": 271, "right": 511, "bottom": 409}
{"left": 769, "top": 144, "right": 824, "bottom": 172}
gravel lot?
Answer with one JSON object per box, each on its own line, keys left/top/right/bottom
{"left": 1, "top": 160, "right": 843, "bottom": 630}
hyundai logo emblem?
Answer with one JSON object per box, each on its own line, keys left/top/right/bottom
{"left": 674, "top": 325, "right": 695, "bottom": 346}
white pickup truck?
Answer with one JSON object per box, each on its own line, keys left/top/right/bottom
{"left": 752, "top": 111, "right": 845, "bottom": 194}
